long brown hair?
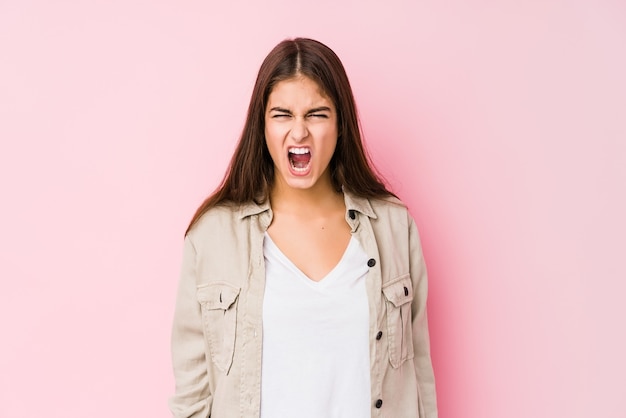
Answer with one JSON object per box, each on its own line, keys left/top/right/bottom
{"left": 186, "top": 38, "right": 393, "bottom": 234}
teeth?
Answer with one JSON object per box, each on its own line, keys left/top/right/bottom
{"left": 288, "top": 147, "right": 310, "bottom": 155}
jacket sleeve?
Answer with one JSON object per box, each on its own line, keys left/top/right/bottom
{"left": 408, "top": 216, "right": 438, "bottom": 418}
{"left": 169, "top": 236, "right": 212, "bottom": 418}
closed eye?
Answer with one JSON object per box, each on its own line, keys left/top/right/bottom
{"left": 306, "top": 106, "right": 332, "bottom": 119}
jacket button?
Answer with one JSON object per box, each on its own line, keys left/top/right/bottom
{"left": 367, "top": 258, "right": 376, "bottom": 267}
{"left": 376, "top": 331, "right": 383, "bottom": 340}
{"left": 404, "top": 286, "right": 409, "bottom": 296}
{"left": 375, "top": 399, "right": 383, "bottom": 408}
{"left": 348, "top": 210, "right": 356, "bottom": 220}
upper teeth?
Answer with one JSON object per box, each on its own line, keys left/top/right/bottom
{"left": 289, "top": 147, "right": 310, "bottom": 155}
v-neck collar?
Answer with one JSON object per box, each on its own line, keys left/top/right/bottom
{"left": 263, "top": 232, "right": 358, "bottom": 287}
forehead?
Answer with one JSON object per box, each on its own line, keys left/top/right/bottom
{"left": 267, "top": 76, "right": 333, "bottom": 108}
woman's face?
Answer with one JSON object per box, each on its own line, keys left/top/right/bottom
{"left": 265, "top": 75, "right": 338, "bottom": 194}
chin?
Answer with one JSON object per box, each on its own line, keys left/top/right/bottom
{"left": 284, "top": 178, "right": 317, "bottom": 190}
{"left": 277, "top": 171, "right": 319, "bottom": 191}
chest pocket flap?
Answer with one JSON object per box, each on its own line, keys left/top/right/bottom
{"left": 382, "top": 274, "right": 413, "bottom": 308}
{"left": 197, "top": 282, "right": 240, "bottom": 310}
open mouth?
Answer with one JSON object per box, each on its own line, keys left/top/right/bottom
{"left": 288, "top": 147, "right": 311, "bottom": 172}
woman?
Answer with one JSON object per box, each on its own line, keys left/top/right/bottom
{"left": 170, "top": 38, "right": 437, "bottom": 418}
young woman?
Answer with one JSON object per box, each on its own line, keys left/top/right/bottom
{"left": 170, "top": 38, "right": 438, "bottom": 418}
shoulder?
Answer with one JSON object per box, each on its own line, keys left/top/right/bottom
{"left": 183, "top": 202, "right": 261, "bottom": 286}
{"left": 186, "top": 203, "right": 244, "bottom": 246}
{"left": 370, "top": 195, "right": 406, "bottom": 210}
{"left": 189, "top": 203, "right": 237, "bottom": 228}
{"left": 369, "top": 195, "right": 412, "bottom": 228}
{"left": 186, "top": 199, "right": 270, "bottom": 242}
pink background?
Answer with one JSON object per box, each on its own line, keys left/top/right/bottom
{"left": 1, "top": 1, "right": 625, "bottom": 417}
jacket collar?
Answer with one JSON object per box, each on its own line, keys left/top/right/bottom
{"left": 343, "top": 190, "right": 377, "bottom": 219}
{"left": 238, "top": 198, "right": 271, "bottom": 220}
{"left": 237, "top": 189, "right": 377, "bottom": 220}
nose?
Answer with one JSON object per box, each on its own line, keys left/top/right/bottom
{"left": 290, "top": 117, "right": 309, "bottom": 142}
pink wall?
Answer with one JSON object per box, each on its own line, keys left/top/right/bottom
{"left": 1, "top": 1, "right": 625, "bottom": 417}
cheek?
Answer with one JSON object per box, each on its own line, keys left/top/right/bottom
{"left": 264, "top": 126, "right": 282, "bottom": 161}
{"left": 265, "top": 123, "right": 284, "bottom": 142}
{"left": 318, "top": 127, "right": 339, "bottom": 154}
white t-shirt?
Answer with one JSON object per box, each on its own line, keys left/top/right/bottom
{"left": 261, "top": 233, "right": 372, "bottom": 418}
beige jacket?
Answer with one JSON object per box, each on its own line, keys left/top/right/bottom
{"left": 169, "top": 192, "right": 438, "bottom": 418}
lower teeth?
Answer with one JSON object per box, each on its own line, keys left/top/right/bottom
{"left": 290, "top": 161, "right": 308, "bottom": 171}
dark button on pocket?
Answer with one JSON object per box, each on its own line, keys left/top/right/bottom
{"left": 376, "top": 331, "right": 383, "bottom": 340}
{"left": 404, "top": 286, "right": 409, "bottom": 296}
{"left": 367, "top": 258, "right": 376, "bottom": 267}
{"left": 348, "top": 210, "right": 356, "bottom": 220}
{"left": 375, "top": 399, "right": 383, "bottom": 408}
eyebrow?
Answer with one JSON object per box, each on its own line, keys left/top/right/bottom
{"left": 306, "top": 106, "right": 332, "bottom": 114}
{"left": 268, "top": 106, "right": 332, "bottom": 114}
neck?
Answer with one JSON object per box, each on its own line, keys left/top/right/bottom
{"left": 269, "top": 177, "right": 344, "bottom": 216}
